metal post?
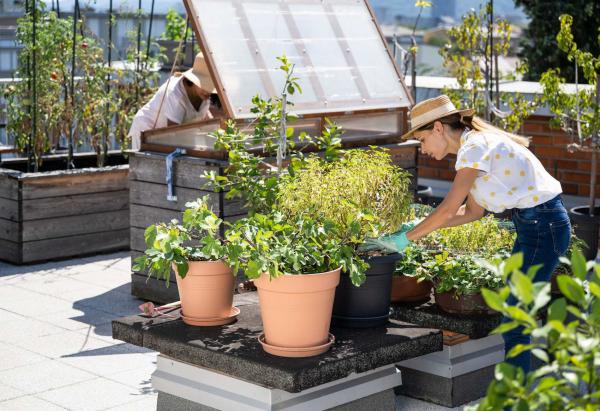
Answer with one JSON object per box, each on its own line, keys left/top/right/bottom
{"left": 135, "top": 0, "right": 142, "bottom": 105}
{"left": 101, "top": 0, "right": 113, "bottom": 166}
{"left": 145, "top": 0, "right": 155, "bottom": 70}
{"left": 30, "top": 0, "right": 37, "bottom": 171}
{"left": 68, "top": 0, "right": 79, "bottom": 169}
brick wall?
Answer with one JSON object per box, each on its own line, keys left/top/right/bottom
{"left": 418, "top": 115, "right": 598, "bottom": 198}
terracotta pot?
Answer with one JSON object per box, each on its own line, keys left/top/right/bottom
{"left": 390, "top": 275, "right": 433, "bottom": 303}
{"left": 254, "top": 268, "right": 340, "bottom": 352}
{"left": 174, "top": 260, "right": 234, "bottom": 323}
{"left": 434, "top": 290, "right": 496, "bottom": 316}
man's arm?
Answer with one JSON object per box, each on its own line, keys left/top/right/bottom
{"left": 407, "top": 168, "right": 480, "bottom": 242}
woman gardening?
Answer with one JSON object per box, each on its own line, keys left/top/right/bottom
{"left": 366, "top": 95, "right": 571, "bottom": 374}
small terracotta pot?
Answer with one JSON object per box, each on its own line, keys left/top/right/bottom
{"left": 434, "top": 290, "right": 496, "bottom": 316}
{"left": 390, "top": 275, "right": 433, "bottom": 303}
{"left": 254, "top": 268, "right": 340, "bottom": 352}
{"left": 174, "top": 260, "right": 234, "bottom": 323}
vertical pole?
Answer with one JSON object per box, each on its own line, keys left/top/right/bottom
{"left": 144, "top": 0, "right": 155, "bottom": 70}
{"left": 135, "top": 0, "right": 142, "bottom": 105}
{"left": 30, "top": 0, "right": 37, "bottom": 171}
{"left": 102, "top": 0, "right": 113, "bottom": 166}
{"left": 590, "top": 74, "right": 600, "bottom": 217}
{"left": 69, "top": 0, "right": 79, "bottom": 169}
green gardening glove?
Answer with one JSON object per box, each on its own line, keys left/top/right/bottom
{"left": 359, "top": 228, "right": 412, "bottom": 254}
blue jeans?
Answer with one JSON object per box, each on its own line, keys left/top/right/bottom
{"left": 503, "top": 195, "right": 571, "bottom": 373}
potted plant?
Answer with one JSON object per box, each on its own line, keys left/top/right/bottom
{"left": 540, "top": 14, "right": 600, "bottom": 261}
{"left": 225, "top": 211, "right": 369, "bottom": 357}
{"left": 414, "top": 214, "right": 515, "bottom": 315}
{"left": 133, "top": 196, "right": 237, "bottom": 326}
{"left": 158, "top": 8, "right": 196, "bottom": 69}
{"left": 392, "top": 245, "right": 433, "bottom": 303}
{"left": 278, "top": 148, "right": 413, "bottom": 327}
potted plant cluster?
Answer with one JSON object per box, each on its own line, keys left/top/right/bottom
{"left": 158, "top": 8, "right": 196, "bottom": 69}
{"left": 133, "top": 196, "right": 238, "bottom": 326}
{"left": 277, "top": 149, "right": 413, "bottom": 327}
{"left": 397, "top": 208, "right": 515, "bottom": 315}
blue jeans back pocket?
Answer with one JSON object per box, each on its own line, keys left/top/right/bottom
{"left": 550, "top": 219, "right": 571, "bottom": 256}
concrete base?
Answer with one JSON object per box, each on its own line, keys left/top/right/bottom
{"left": 152, "top": 355, "right": 401, "bottom": 411}
{"left": 395, "top": 335, "right": 503, "bottom": 408}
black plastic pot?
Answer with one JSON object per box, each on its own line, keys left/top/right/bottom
{"left": 332, "top": 253, "right": 401, "bottom": 328}
{"left": 568, "top": 206, "right": 600, "bottom": 261}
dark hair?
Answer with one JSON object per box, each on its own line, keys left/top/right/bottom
{"left": 182, "top": 77, "right": 194, "bottom": 87}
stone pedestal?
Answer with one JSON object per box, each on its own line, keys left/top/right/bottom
{"left": 153, "top": 355, "right": 400, "bottom": 411}
{"left": 395, "top": 335, "right": 504, "bottom": 407}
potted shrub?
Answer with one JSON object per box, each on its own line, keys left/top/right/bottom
{"left": 158, "top": 8, "right": 196, "bottom": 69}
{"left": 415, "top": 214, "right": 515, "bottom": 315}
{"left": 278, "top": 149, "right": 413, "bottom": 327}
{"left": 225, "top": 211, "right": 369, "bottom": 357}
{"left": 392, "top": 245, "right": 433, "bottom": 303}
{"left": 133, "top": 196, "right": 237, "bottom": 326}
{"left": 540, "top": 14, "right": 600, "bottom": 261}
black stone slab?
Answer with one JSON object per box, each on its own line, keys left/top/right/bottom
{"left": 390, "top": 298, "right": 502, "bottom": 340}
{"left": 112, "top": 293, "right": 442, "bottom": 393}
{"left": 395, "top": 364, "right": 495, "bottom": 407}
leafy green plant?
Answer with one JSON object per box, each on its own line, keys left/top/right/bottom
{"left": 132, "top": 196, "right": 228, "bottom": 285}
{"left": 540, "top": 14, "right": 600, "bottom": 217}
{"left": 161, "top": 8, "right": 187, "bottom": 41}
{"left": 203, "top": 55, "right": 344, "bottom": 214}
{"left": 278, "top": 148, "right": 413, "bottom": 245}
{"left": 420, "top": 214, "right": 516, "bottom": 257}
{"left": 470, "top": 249, "right": 600, "bottom": 410}
{"left": 438, "top": 2, "right": 539, "bottom": 131}
{"left": 224, "top": 211, "right": 371, "bottom": 285}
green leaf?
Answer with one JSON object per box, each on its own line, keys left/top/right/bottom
{"left": 481, "top": 288, "right": 504, "bottom": 312}
{"left": 491, "top": 321, "right": 520, "bottom": 334}
{"left": 175, "top": 260, "right": 188, "bottom": 278}
{"left": 503, "top": 253, "right": 523, "bottom": 278}
{"left": 505, "top": 306, "right": 537, "bottom": 327}
{"left": 571, "top": 246, "right": 587, "bottom": 280}
{"left": 556, "top": 275, "right": 586, "bottom": 305}
{"left": 510, "top": 270, "right": 534, "bottom": 304}
{"left": 548, "top": 298, "right": 567, "bottom": 322}
{"left": 531, "top": 349, "right": 549, "bottom": 363}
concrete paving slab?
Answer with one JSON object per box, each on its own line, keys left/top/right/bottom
{"left": 37, "top": 377, "right": 150, "bottom": 411}
{"left": 17, "top": 329, "right": 113, "bottom": 359}
{"left": 38, "top": 306, "right": 117, "bottom": 332}
{"left": 0, "top": 394, "right": 67, "bottom": 410}
{"left": 106, "top": 392, "right": 158, "bottom": 410}
{"left": 0, "top": 342, "right": 47, "bottom": 372}
{"left": 0, "top": 318, "right": 68, "bottom": 345}
{"left": 0, "top": 383, "right": 25, "bottom": 402}
{"left": 59, "top": 344, "right": 156, "bottom": 377}
{"left": 0, "top": 359, "right": 96, "bottom": 395}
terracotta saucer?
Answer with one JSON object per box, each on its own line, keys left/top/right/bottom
{"left": 180, "top": 306, "right": 240, "bottom": 326}
{"left": 258, "top": 333, "right": 335, "bottom": 358}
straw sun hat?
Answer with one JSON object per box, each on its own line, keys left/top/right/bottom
{"left": 182, "top": 53, "right": 217, "bottom": 93}
{"left": 401, "top": 95, "right": 475, "bottom": 140}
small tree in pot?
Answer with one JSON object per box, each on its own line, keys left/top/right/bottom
{"left": 133, "top": 196, "right": 237, "bottom": 326}
{"left": 540, "top": 14, "right": 600, "bottom": 260}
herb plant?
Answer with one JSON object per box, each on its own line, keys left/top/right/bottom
{"left": 132, "top": 196, "right": 228, "bottom": 285}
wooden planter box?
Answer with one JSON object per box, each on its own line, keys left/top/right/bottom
{"left": 129, "top": 151, "right": 248, "bottom": 303}
{"left": 0, "top": 153, "right": 129, "bottom": 264}
{"left": 130, "top": 142, "right": 419, "bottom": 304}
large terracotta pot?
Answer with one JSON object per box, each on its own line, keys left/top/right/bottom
{"left": 174, "top": 260, "right": 234, "bottom": 324}
{"left": 254, "top": 268, "right": 340, "bottom": 357}
{"left": 434, "top": 290, "right": 496, "bottom": 316}
{"left": 568, "top": 206, "right": 600, "bottom": 261}
{"left": 390, "top": 275, "right": 433, "bottom": 303}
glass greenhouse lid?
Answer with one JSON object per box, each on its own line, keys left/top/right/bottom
{"left": 184, "top": 0, "right": 412, "bottom": 119}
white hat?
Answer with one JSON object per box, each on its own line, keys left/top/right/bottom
{"left": 182, "top": 53, "right": 216, "bottom": 93}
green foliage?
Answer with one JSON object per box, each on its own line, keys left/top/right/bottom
{"left": 203, "top": 55, "right": 342, "bottom": 215}
{"left": 540, "top": 15, "right": 600, "bottom": 151}
{"left": 224, "top": 212, "right": 370, "bottom": 286}
{"left": 438, "top": 3, "right": 539, "bottom": 132}
{"left": 4, "top": 2, "right": 162, "bottom": 169}
{"left": 161, "top": 9, "right": 187, "bottom": 41}
{"left": 469, "top": 248, "right": 600, "bottom": 410}
{"left": 420, "top": 214, "right": 516, "bottom": 256}
{"left": 398, "top": 208, "right": 514, "bottom": 296}
{"left": 277, "top": 148, "right": 413, "bottom": 244}
{"left": 515, "top": 0, "right": 600, "bottom": 82}
{"left": 132, "top": 196, "right": 228, "bottom": 285}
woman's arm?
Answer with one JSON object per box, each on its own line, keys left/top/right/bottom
{"left": 439, "top": 193, "right": 485, "bottom": 228}
{"left": 407, "top": 168, "right": 481, "bottom": 242}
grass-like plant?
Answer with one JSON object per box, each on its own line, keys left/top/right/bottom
{"left": 278, "top": 148, "right": 413, "bottom": 245}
